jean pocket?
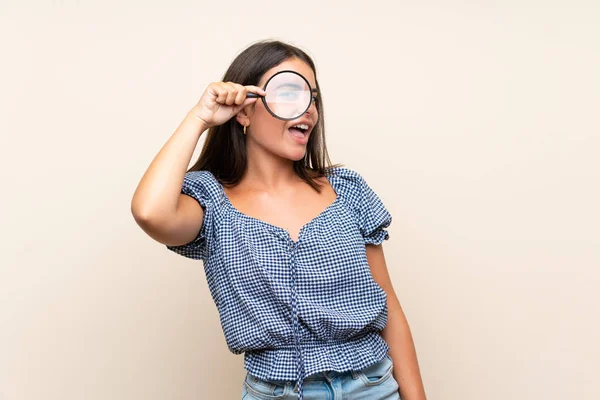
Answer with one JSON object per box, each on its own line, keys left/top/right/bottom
{"left": 244, "top": 372, "right": 289, "bottom": 399}
{"left": 356, "top": 355, "right": 394, "bottom": 386}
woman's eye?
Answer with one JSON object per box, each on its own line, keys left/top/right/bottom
{"left": 277, "top": 91, "right": 297, "bottom": 99}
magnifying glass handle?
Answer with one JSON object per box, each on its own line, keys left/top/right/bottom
{"left": 246, "top": 93, "right": 262, "bottom": 98}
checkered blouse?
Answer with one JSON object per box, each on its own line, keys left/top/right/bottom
{"left": 166, "top": 167, "right": 392, "bottom": 399}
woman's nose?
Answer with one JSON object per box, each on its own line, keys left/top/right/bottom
{"left": 305, "top": 99, "right": 317, "bottom": 115}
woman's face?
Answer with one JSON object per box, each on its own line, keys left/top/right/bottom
{"left": 237, "top": 57, "right": 319, "bottom": 162}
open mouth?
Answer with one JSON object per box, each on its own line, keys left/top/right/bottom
{"left": 289, "top": 123, "right": 309, "bottom": 138}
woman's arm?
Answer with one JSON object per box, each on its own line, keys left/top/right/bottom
{"left": 366, "top": 243, "right": 427, "bottom": 400}
{"left": 130, "top": 109, "right": 207, "bottom": 245}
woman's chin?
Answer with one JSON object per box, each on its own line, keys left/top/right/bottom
{"left": 283, "top": 148, "right": 307, "bottom": 162}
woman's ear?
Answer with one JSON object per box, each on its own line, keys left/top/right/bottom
{"left": 235, "top": 102, "right": 256, "bottom": 127}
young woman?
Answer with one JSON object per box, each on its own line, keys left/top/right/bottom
{"left": 131, "top": 39, "right": 427, "bottom": 400}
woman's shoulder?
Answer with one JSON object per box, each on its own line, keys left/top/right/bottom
{"left": 181, "top": 169, "right": 223, "bottom": 203}
{"left": 326, "top": 165, "right": 369, "bottom": 191}
{"left": 328, "top": 165, "right": 393, "bottom": 242}
{"left": 324, "top": 165, "right": 377, "bottom": 210}
{"left": 326, "top": 165, "right": 362, "bottom": 179}
{"left": 183, "top": 169, "right": 218, "bottom": 183}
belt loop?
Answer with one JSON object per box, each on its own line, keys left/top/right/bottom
{"left": 293, "top": 380, "right": 299, "bottom": 392}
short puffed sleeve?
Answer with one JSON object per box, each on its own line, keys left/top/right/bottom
{"left": 166, "top": 170, "right": 218, "bottom": 260}
{"left": 332, "top": 167, "right": 393, "bottom": 245}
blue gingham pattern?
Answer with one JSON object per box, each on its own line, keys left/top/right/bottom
{"left": 167, "top": 167, "right": 392, "bottom": 399}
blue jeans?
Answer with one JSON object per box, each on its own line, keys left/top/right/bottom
{"left": 241, "top": 354, "right": 401, "bottom": 399}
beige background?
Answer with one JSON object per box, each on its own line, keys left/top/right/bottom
{"left": 1, "top": 1, "right": 599, "bottom": 399}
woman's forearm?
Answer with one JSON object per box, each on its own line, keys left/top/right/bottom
{"left": 382, "top": 303, "right": 427, "bottom": 400}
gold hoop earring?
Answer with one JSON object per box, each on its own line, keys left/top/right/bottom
{"left": 243, "top": 124, "right": 248, "bottom": 135}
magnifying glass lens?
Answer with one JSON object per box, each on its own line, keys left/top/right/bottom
{"left": 264, "top": 72, "right": 311, "bottom": 120}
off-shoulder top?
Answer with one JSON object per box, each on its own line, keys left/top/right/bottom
{"left": 166, "top": 166, "right": 393, "bottom": 399}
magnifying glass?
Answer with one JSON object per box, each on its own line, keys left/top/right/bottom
{"left": 246, "top": 70, "right": 317, "bottom": 120}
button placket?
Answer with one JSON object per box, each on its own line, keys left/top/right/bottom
{"left": 288, "top": 239, "right": 305, "bottom": 399}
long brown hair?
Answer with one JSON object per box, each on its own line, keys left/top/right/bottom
{"left": 188, "top": 39, "right": 342, "bottom": 192}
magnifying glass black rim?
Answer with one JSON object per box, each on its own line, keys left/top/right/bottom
{"left": 259, "top": 69, "right": 313, "bottom": 121}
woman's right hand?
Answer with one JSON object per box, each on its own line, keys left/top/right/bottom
{"left": 191, "top": 82, "right": 266, "bottom": 129}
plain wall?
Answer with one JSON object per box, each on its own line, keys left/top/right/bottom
{"left": 1, "top": 1, "right": 598, "bottom": 399}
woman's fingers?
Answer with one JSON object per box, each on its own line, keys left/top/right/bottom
{"left": 215, "top": 85, "right": 228, "bottom": 103}
{"left": 192, "top": 81, "right": 268, "bottom": 129}
{"left": 235, "top": 85, "right": 248, "bottom": 105}
{"left": 224, "top": 82, "right": 238, "bottom": 106}
{"left": 247, "top": 85, "right": 266, "bottom": 96}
